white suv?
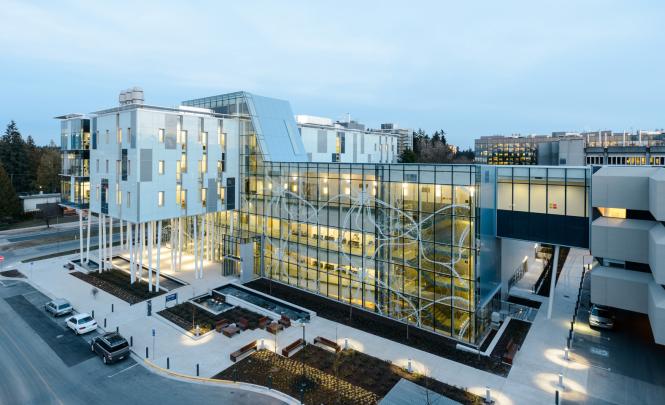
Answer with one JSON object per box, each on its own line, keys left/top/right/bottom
{"left": 66, "top": 313, "right": 98, "bottom": 335}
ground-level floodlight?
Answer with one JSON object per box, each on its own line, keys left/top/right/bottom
{"left": 564, "top": 347, "right": 569, "bottom": 361}
{"left": 261, "top": 339, "right": 265, "bottom": 350}
{"left": 558, "top": 373, "right": 564, "bottom": 389}
{"left": 485, "top": 386, "right": 492, "bottom": 404}
{"left": 196, "top": 324, "right": 200, "bottom": 337}
{"left": 344, "top": 338, "right": 349, "bottom": 350}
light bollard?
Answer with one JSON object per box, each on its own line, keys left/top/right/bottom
{"left": 485, "top": 386, "right": 492, "bottom": 404}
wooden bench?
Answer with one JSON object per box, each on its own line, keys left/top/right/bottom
{"left": 237, "top": 317, "right": 249, "bottom": 331}
{"left": 258, "top": 316, "right": 270, "bottom": 329}
{"left": 222, "top": 325, "right": 240, "bottom": 337}
{"left": 314, "top": 336, "right": 341, "bottom": 353}
{"left": 230, "top": 340, "right": 257, "bottom": 362}
{"left": 281, "top": 338, "right": 305, "bottom": 357}
{"left": 215, "top": 319, "right": 230, "bottom": 333}
{"left": 503, "top": 338, "right": 520, "bottom": 365}
{"left": 278, "top": 314, "right": 291, "bottom": 328}
{"left": 267, "top": 322, "right": 283, "bottom": 335}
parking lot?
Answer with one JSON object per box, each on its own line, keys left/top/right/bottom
{"left": 0, "top": 279, "right": 283, "bottom": 405}
{"left": 569, "top": 273, "right": 665, "bottom": 404}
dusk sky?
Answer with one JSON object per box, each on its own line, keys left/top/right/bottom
{"left": 1, "top": 0, "right": 664, "bottom": 148}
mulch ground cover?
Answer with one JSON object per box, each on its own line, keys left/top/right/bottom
{"left": 70, "top": 269, "right": 164, "bottom": 304}
{"left": 0, "top": 269, "right": 26, "bottom": 278}
{"left": 245, "top": 278, "right": 512, "bottom": 376}
{"left": 490, "top": 318, "right": 531, "bottom": 359}
{"left": 158, "top": 302, "right": 263, "bottom": 334}
{"left": 213, "top": 349, "right": 379, "bottom": 405}
{"left": 292, "top": 344, "right": 484, "bottom": 404}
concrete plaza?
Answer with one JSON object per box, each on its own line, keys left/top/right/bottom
{"left": 14, "top": 245, "right": 659, "bottom": 405}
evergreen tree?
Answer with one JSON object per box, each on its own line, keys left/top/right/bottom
{"left": 0, "top": 121, "right": 30, "bottom": 193}
{"left": 0, "top": 164, "right": 21, "bottom": 219}
{"left": 398, "top": 148, "right": 417, "bottom": 163}
{"left": 25, "top": 135, "right": 40, "bottom": 190}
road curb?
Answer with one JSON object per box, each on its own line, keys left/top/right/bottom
{"left": 140, "top": 357, "right": 300, "bottom": 404}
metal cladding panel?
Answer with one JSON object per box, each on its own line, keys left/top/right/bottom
{"left": 207, "top": 178, "right": 218, "bottom": 212}
{"left": 164, "top": 115, "right": 178, "bottom": 149}
{"left": 140, "top": 149, "right": 152, "bottom": 182}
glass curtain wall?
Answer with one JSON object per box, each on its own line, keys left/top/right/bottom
{"left": 239, "top": 162, "right": 480, "bottom": 343}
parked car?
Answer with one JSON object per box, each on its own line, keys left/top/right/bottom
{"left": 589, "top": 304, "right": 615, "bottom": 329}
{"left": 44, "top": 298, "right": 73, "bottom": 317}
{"left": 66, "top": 313, "right": 97, "bottom": 335}
{"left": 90, "top": 332, "right": 130, "bottom": 364}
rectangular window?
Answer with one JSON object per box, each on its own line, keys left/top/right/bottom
{"left": 158, "top": 160, "right": 165, "bottom": 174}
{"left": 126, "top": 191, "right": 131, "bottom": 208}
{"left": 201, "top": 188, "right": 207, "bottom": 206}
{"left": 96, "top": 185, "right": 100, "bottom": 201}
{"left": 127, "top": 159, "right": 131, "bottom": 176}
{"left": 158, "top": 129, "right": 164, "bottom": 143}
{"left": 105, "top": 160, "right": 109, "bottom": 173}
{"left": 158, "top": 191, "right": 164, "bottom": 207}
{"left": 105, "top": 130, "right": 109, "bottom": 144}
{"left": 116, "top": 188, "right": 122, "bottom": 205}
{"left": 117, "top": 128, "right": 122, "bottom": 144}
{"left": 96, "top": 159, "right": 99, "bottom": 172}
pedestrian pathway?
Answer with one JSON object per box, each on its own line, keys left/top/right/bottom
{"left": 19, "top": 248, "right": 596, "bottom": 405}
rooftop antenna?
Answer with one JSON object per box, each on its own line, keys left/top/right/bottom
{"left": 346, "top": 112, "right": 351, "bottom": 123}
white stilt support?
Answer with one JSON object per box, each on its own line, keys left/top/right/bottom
{"left": 193, "top": 218, "right": 199, "bottom": 279}
{"left": 148, "top": 221, "right": 153, "bottom": 292}
{"left": 156, "top": 221, "right": 162, "bottom": 292}
{"left": 108, "top": 216, "right": 113, "bottom": 267}
{"left": 178, "top": 217, "right": 183, "bottom": 272}
{"left": 547, "top": 245, "right": 561, "bottom": 320}
{"left": 85, "top": 211, "right": 91, "bottom": 263}
{"left": 78, "top": 209, "right": 84, "bottom": 263}
{"left": 99, "top": 214, "right": 104, "bottom": 273}
{"left": 200, "top": 214, "right": 205, "bottom": 279}
{"left": 138, "top": 222, "right": 144, "bottom": 282}
{"left": 119, "top": 219, "right": 124, "bottom": 252}
{"left": 129, "top": 223, "right": 135, "bottom": 283}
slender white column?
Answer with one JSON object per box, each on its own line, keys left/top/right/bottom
{"left": 156, "top": 221, "right": 162, "bottom": 292}
{"left": 108, "top": 216, "right": 113, "bottom": 267}
{"left": 129, "top": 222, "right": 135, "bottom": 283}
{"left": 148, "top": 220, "right": 153, "bottom": 292}
{"left": 119, "top": 219, "right": 124, "bottom": 252}
{"left": 138, "top": 222, "right": 144, "bottom": 282}
{"left": 193, "top": 217, "right": 199, "bottom": 279}
{"left": 547, "top": 245, "right": 560, "bottom": 320}
{"left": 170, "top": 219, "right": 175, "bottom": 272}
{"left": 85, "top": 211, "right": 91, "bottom": 263}
{"left": 178, "top": 217, "right": 183, "bottom": 272}
{"left": 78, "top": 209, "right": 84, "bottom": 263}
{"left": 200, "top": 214, "right": 205, "bottom": 279}
{"left": 99, "top": 213, "right": 104, "bottom": 273}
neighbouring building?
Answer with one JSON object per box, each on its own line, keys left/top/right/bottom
{"left": 295, "top": 115, "right": 400, "bottom": 163}
{"left": 475, "top": 130, "right": 665, "bottom": 166}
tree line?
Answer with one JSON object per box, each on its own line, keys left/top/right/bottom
{"left": 0, "top": 121, "right": 61, "bottom": 219}
{"left": 398, "top": 129, "right": 475, "bottom": 164}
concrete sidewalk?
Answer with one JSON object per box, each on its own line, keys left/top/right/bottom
{"left": 18, "top": 247, "right": 601, "bottom": 405}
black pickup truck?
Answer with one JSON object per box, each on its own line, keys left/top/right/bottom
{"left": 90, "top": 332, "right": 130, "bottom": 364}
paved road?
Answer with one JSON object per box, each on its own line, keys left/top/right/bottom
{"left": 0, "top": 280, "right": 284, "bottom": 405}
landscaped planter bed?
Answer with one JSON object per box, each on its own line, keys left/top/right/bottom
{"left": 71, "top": 269, "right": 164, "bottom": 304}
{"left": 245, "top": 278, "right": 512, "bottom": 376}
{"left": 490, "top": 318, "right": 531, "bottom": 359}
{"left": 158, "top": 302, "right": 264, "bottom": 335}
{"left": 213, "top": 349, "right": 378, "bottom": 405}
{"left": 292, "top": 344, "right": 484, "bottom": 404}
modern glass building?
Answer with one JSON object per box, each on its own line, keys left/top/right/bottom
{"left": 58, "top": 114, "right": 91, "bottom": 208}
{"left": 235, "top": 162, "right": 483, "bottom": 342}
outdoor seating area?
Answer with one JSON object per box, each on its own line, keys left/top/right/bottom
{"left": 157, "top": 301, "right": 265, "bottom": 336}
